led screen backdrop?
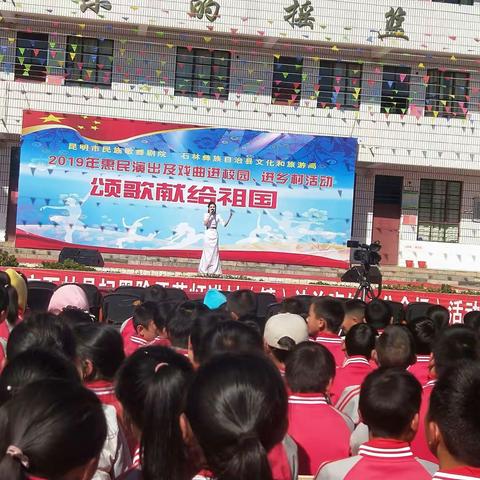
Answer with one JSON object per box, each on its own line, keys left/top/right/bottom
{"left": 16, "top": 111, "right": 357, "bottom": 267}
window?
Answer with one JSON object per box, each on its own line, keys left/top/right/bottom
{"left": 381, "top": 66, "right": 411, "bottom": 114}
{"left": 432, "top": 0, "right": 473, "bottom": 5}
{"left": 15, "top": 32, "right": 49, "bottom": 82}
{"left": 417, "top": 179, "right": 462, "bottom": 243}
{"left": 65, "top": 36, "right": 114, "bottom": 87}
{"left": 272, "top": 56, "right": 303, "bottom": 106}
{"left": 317, "top": 60, "right": 362, "bottom": 110}
{"left": 425, "top": 69, "right": 469, "bottom": 118}
{"left": 175, "top": 47, "right": 231, "bottom": 99}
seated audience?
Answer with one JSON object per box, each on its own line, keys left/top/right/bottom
{"left": 0, "top": 379, "right": 107, "bottom": 480}
{"left": 316, "top": 368, "right": 437, "bottom": 480}
{"left": 307, "top": 297, "right": 345, "bottom": 366}
{"left": 116, "top": 346, "right": 195, "bottom": 480}
{"left": 279, "top": 297, "right": 305, "bottom": 317}
{"left": 143, "top": 285, "right": 167, "bottom": 303}
{"left": 226, "top": 289, "right": 257, "bottom": 321}
{"left": 426, "top": 305, "right": 450, "bottom": 332}
{"left": 427, "top": 362, "right": 480, "bottom": 480}
{"left": 264, "top": 313, "right": 309, "bottom": 375}
{"left": 342, "top": 299, "right": 367, "bottom": 334}
{"left": 407, "top": 317, "right": 436, "bottom": 385}
{"left": 186, "top": 353, "right": 290, "bottom": 480}
{"left": 365, "top": 299, "right": 392, "bottom": 331}
{"left": 330, "top": 323, "right": 376, "bottom": 402}
{"left": 203, "top": 289, "right": 227, "bottom": 310}
{"left": 59, "top": 306, "right": 95, "bottom": 326}
{"left": 412, "top": 325, "right": 480, "bottom": 463}
{"left": 463, "top": 310, "right": 480, "bottom": 335}
{"left": 286, "top": 342, "right": 353, "bottom": 475}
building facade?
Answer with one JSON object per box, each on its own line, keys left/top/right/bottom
{"left": 0, "top": 0, "right": 479, "bottom": 271}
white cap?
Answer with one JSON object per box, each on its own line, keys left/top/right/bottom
{"left": 264, "top": 313, "right": 309, "bottom": 350}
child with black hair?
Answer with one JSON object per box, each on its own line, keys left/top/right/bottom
{"left": 463, "top": 310, "right": 480, "bottom": 335}
{"left": 342, "top": 299, "right": 367, "bottom": 334}
{"left": 196, "top": 321, "right": 263, "bottom": 365}
{"left": 279, "top": 297, "right": 305, "bottom": 317}
{"left": 226, "top": 289, "right": 257, "bottom": 321}
{"left": 167, "top": 301, "right": 209, "bottom": 355}
{"left": 336, "top": 325, "right": 416, "bottom": 426}
{"left": 59, "top": 306, "right": 95, "bottom": 326}
{"left": 407, "top": 316, "right": 436, "bottom": 385}
{"left": 124, "top": 302, "right": 170, "bottom": 356}
{"left": 188, "top": 311, "right": 227, "bottom": 368}
{"left": 316, "top": 369, "right": 437, "bottom": 480}
{"left": 285, "top": 342, "right": 353, "bottom": 475}
{"left": 307, "top": 297, "right": 345, "bottom": 366}
{"left": 412, "top": 325, "right": 480, "bottom": 463}
{"left": 365, "top": 299, "right": 392, "bottom": 331}
{"left": 0, "top": 379, "right": 107, "bottom": 480}
{"left": 330, "top": 323, "right": 376, "bottom": 402}
{"left": 116, "top": 346, "right": 195, "bottom": 480}
{"left": 427, "top": 362, "right": 480, "bottom": 479}
{"left": 426, "top": 305, "right": 450, "bottom": 331}
{"left": 143, "top": 285, "right": 167, "bottom": 303}
{"left": 0, "top": 348, "right": 80, "bottom": 405}
{"left": 6, "top": 312, "right": 77, "bottom": 364}
{"left": 186, "top": 353, "right": 290, "bottom": 480}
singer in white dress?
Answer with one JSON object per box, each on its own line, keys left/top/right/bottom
{"left": 198, "top": 202, "right": 233, "bottom": 275}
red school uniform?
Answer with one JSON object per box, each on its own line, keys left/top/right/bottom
{"left": 316, "top": 438, "right": 437, "bottom": 480}
{"left": 288, "top": 393, "right": 353, "bottom": 475}
{"left": 314, "top": 332, "right": 345, "bottom": 367}
{"left": 408, "top": 355, "right": 431, "bottom": 386}
{"left": 330, "top": 356, "right": 373, "bottom": 403}
{"left": 411, "top": 379, "right": 437, "bottom": 463}
{"left": 433, "top": 467, "right": 480, "bottom": 480}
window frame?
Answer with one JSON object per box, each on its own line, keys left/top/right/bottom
{"left": 417, "top": 179, "right": 462, "bottom": 243}
{"left": 425, "top": 69, "right": 469, "bottom": 118}
{"left": 380, "top": 65, "right": 411, "bottom": 115}
{"left": 271, "top": 55, "right": 303, "bottom": 106}
{"left": 15, "top": 31, "right": 49, "bottom": 83}
{"left": 317, "top": 60, "right": 362, "bottom": 111}
{"left": 174, "top": 47, "right": 231, "bottom": 100}
{"left": 65, "top": 36, "right": 114, "bottom": 88}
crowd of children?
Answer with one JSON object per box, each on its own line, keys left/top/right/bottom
{"left": 0, "top": 274, "right": 479, "bottom": 480}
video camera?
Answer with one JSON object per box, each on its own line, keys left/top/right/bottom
{"left": 347, "top": 240, "right": 382, "bottom": 268}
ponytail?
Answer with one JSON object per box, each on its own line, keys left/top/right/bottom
{"left": 6, "top": 285, "right": 19, "bottom": 327}
{"left": 116, "top": 346, "right": 194, "bottom": 480}
{"left": 187, "top": 353, "right": 288, "bottom": 480}
{"left": 0, "top": 379, "right": 106, "bottom": 480}
{"left": 219, "top": 435, "right": 272, "bottom": 480}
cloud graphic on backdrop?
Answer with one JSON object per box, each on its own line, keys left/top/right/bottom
{"left": 116, "top": 217, "right": 157, "bottom": 248}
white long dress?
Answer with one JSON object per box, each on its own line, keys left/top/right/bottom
{"left": 198, "top": 213, "right": 224, "bottom": 275}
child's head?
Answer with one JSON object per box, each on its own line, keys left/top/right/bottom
{"left": 116, "top": 346, "right": 194, "bottom": 480}
{"left": 5, "top": 268, "right": 27, "bottom": 316}
{"left": 133, "top": 302, "right": 162, "bottom": 342}
{"left": 342, "top": 299, "right": 367, "bottom": 334}
{"left": 345, "top": 323, "right": 376, "bottom": 359}
{"left": 0, "top": 349, "right": 80, "bottom": 406}
{"left": 285, "top": 342, "right": 335, "bottom": 394}
{"left": 365, "top": 299, "right": 392, "bottom": 330}
{"left": 186, "top": 353, "right": 288, "bottom": 480}
{"left": 463, "top": 310, "right": 480, "bottom": 335}
{"left": 73, "top": 323, "right": 125, "bottom": 382}
{"left": 189, "top": 311, "right": 226, "bottom": 366}
{"left": 6, "top": 313, "right": 77, "bottom": 364}
{"left": 264, "top": 313, "right": 309, "bottom": 368}
{"left": 0, "top": 379, "right": 106, "bottom": 480}
{"left": 427, "top": 362, "right": 480, "bottom": 468}
{"left": 360, "top": 368, "right": 422, "bottom": 442}
{"left": 227, "top": 290, "right": 257, "bottom": 320}
{"left": 374, "top": 325, "right": 416, "bottom": 369}
{"left": 279, "top": 297, "right": 305, "bottom": 317}
{"left": 143, "top": 285, "right": 168, "bottom": 303}
{"left": 407, "top": 317, "right": 436, "bottom": 356}
{"left": 307, "top": 297, "right": 344, "bottom": 336}
{"left": 59, "top": 306, "right": 95, "bottom": 327}
{"left": 426, "top": 305, "right": 450, "bottom": 331}
{"left": 167, "top": 301, "right": 209, "bottom": 349}
{"left": 47, "top": 284, "right": 89, "bottom": 314}
{"left": 198, "top": 321, "right": 263, "bottom": 365}
{"left": 431, "top": 325, "right": 480, "bottom": 379}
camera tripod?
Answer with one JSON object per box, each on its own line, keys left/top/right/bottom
{"left": 350, "top": 265, "right": 382, "bottom": 301}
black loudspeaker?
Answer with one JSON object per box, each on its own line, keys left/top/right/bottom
{"left": 59, "top": 247, "right": 104, "bottom": 267}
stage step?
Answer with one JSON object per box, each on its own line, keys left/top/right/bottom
{"left": 1, "top": 243, "right": 479, "bottom": 288}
